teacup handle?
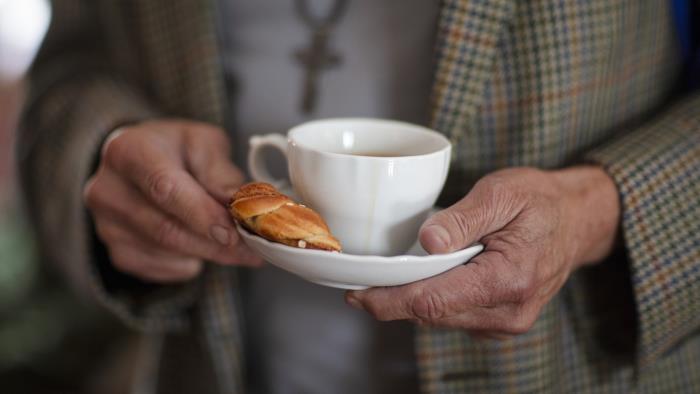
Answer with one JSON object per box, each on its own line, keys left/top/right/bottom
{"left": 248, "top": 134, "right": 290, "bottom": 190}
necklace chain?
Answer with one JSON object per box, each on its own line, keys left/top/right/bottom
{"left": 292, "top": 0, "right": 349, "bottom": 114}
{"left": 293, "top": 0, "right": 349, "bottom": 31}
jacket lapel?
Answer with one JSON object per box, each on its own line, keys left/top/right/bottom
{"left": 419, "top": 0, "right": 516, "bottom": 389}
{"left": 429, "top": 0, "right": 516, "bottom": 162}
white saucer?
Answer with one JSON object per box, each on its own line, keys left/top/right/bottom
{"left": 236, "top": 222, "right": 484, "bottom": 290}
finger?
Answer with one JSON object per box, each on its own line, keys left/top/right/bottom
{"left": 88, "top": 171, "right": 261, "bottom": 267}
{"left": 182, "top": 126, "right": 245, "bottom": 204}
{"left": 418, "top": 177, "right": 525, "bottom": 254}
{"left": 107, "top": 242, "right": 204, "bottom": 283}
{"left": 230, "top": 243, "right": 265, "bottom": 267}
{"left": 348, "top": 249, "right": 531, "bottom": 326}
{"left": 97, "top": 212, "right": 263, "bottom": 268}
{"left": 105, "top": 134, "right": 237, "bottom": 248}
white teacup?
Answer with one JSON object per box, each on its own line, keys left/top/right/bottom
{"left": 248, "top": 118, "right": 451, "bottom": 256}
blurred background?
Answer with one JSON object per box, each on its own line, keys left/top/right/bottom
{"left": 1, "top": 1, "right": 136, "bottom": 392}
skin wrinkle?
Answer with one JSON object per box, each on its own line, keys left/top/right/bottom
{"left": 96, "top": 176, "right": 237, "bottom": 262}
{"left": 145, "top": 165, "right": 229, "bottom": 238}
{"left": 454, "top": 262, "right": 500, "bottom": 308}
{"left": 350, "top": 166, "right": 620, "bottom": 338}
{"left": 411, "top": 288, "right": 449, "bottom": 322}
{"left": 146, "top": 167, "right": 178, "bottom": 206}
{"left": 155, "top": 215, "right": 186, "bottom": 249}
{"left": 85, "top": 119, "right": 262, "bottom": 283}
{"left": 435, "top": 171, "right": 528, "bottom": 251}
{"left": 478, "top": 230, "right": 539, "bottom": 303}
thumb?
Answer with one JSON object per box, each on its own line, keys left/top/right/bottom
{"left": 184, "top": 126, "right": 245, "bottom": 204}
{"left": 419, "top": 183, "right": 522, "bottom": 254}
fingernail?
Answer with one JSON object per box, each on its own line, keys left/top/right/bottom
{"left": 423, "top": 225, "right": 451, "bottom": 252}
{"left": 210, "top": 225, "right": 231, "bottom": 246}
{"left": 346, "top": 295, "right": 363, "bottom": 310}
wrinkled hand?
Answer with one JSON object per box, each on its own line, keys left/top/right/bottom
{"left": 84, "top": 119, "right": 262, "bottom": 283}
{"left": 347, "top": 166, "right": 619, "bottom": 338}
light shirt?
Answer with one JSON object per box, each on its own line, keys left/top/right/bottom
{"left": 217, "top": 1, "right": 439, "bottom": 392}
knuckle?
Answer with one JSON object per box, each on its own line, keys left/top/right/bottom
{"left": 478, "top": 174, "right": 510, "bottom": 197}
{"left": 441, "top": 210, "right": 475, "bottom": 242}
{"left": 147, "top": 170, "right": 177, "bottom": 205}
{"left": 473, "top": 285, "right": 497, "bottom": 308}
{"left": 503, "top": 272, "right": 535, "bottom": 304}
{"left": 94, "top": 222, "right": 119, "bottom": 243}
{"left": 477, "top": 175, "right": 521, "bottom": 214}
{"left": 83, "top": 177, "right": 99, "bottom": 208}
{"left": 155, "top": 218, "right": 181, "bottom": 248}
{"left": 464, "top": 274, "right": 497, "bottom": 307}
{"left": 83, "top": 177, "right": 114, "bottom": 214}
{"left": 504, "top": 310, "right": 537, "bottom": 335}
{"left": 411, "top": 290, "right": 448, "bottom": 322}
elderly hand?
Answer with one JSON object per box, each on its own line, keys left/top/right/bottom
{"left": 84, "top": 120, "right": 263, "bottom": 283}
{"left": 347, "top": 166, "right": 620, "bottom": 338}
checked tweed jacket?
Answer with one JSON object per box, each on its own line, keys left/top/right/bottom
{"left": 18, "top": 0, "right": 700, "bottom": 393}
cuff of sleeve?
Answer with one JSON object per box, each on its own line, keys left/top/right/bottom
{"left": 584, "top": 93, "right": 700, "bottom": 368}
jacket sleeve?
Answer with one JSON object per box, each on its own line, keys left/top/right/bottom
{"left": 17, "top": 0, "right": 200, "bottom": 333}
{"left": 584, "top": 92, "right": 700, "bottom": 368}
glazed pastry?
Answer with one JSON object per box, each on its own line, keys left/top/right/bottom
{"left": 229, "top": 182, "right": 342, "bottom": 252}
